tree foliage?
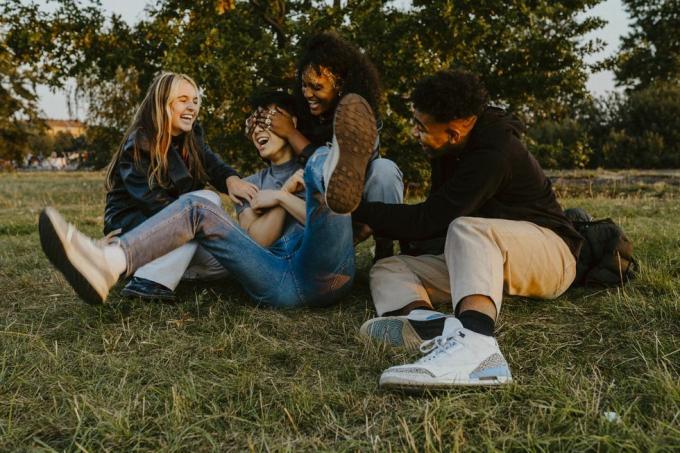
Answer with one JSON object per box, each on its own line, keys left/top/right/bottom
{"left": 615, "top": 0, "right": 680, "bottom": 90}
{"left": 594, "top": 81, "right": 680, "bottom": 168}
{"left": 0, "top": 31, "right": 44, "bottom": 161}
{"left": 3, "top": 0, "right": 608, "bottom": 175}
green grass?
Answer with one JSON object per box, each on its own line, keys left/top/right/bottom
{"left": 1, "top": 171, "right": 678, "bottom": 451}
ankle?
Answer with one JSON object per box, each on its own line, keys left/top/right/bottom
{"left": 384, "top": 300, "right": 432, "bottom": 316}
{"left": 457, "top": 310, "right": 495, "bottom": 337}
{"left": 104, "top": 244, "right": 127, "bottom": 277}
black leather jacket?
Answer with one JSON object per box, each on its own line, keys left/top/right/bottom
{"left": 103, "top": 124, "right": 239, "bottom": 235}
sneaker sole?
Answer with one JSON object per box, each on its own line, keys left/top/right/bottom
{"left": 324, "top": 94, "right": 377, "bottom": 214}
{"left": 380, "top": 374, "right": 512, "bottom": 390}
{"left": 39, "top": 208, "right": 105, "bottom": 305}
{"left": 360, "top": 318, "right": 424, "bottom": 351}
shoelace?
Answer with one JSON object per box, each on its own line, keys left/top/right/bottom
{"left": 418, "top": 334, "right": 458, "bottom": 362}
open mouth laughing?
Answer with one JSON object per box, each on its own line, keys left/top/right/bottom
{"left": 255, "top": 133, "right": 270, "bottom": 148}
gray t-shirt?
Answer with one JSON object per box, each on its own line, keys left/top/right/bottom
{"left": 235, "top": 159, "right": 305, "bottom": 238}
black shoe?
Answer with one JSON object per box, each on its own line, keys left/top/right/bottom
{"left": 121, "top": 277, "right": 176, "bottom": 301}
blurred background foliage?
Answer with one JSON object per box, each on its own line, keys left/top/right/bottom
{"left": 1, "top": 0, "right": 679, "bottom": 184}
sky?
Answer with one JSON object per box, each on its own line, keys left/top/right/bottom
{"left": 34, "top": 0, "right": 632, "bottom": 119}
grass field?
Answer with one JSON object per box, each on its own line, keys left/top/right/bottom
{"left": 1, "top": 171, "right": 678, "bottom": 451}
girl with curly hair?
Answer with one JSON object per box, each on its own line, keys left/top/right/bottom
{"left": 256, "top": 31, "right": 403, "bottom": 260}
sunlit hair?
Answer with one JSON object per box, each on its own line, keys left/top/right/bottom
{"left": 105, "top": 72, "right": 207, "bottom": 190}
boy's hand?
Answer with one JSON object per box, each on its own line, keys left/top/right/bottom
{"left": 282, "top": 169, "right": 305, "bottom": 194}
{"left": 250, "top": 190, "right": 281, "bottom": 211}
{"left": 226, "top": 176, "right": 259, "bottom": 205}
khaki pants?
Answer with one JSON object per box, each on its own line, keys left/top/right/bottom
{"left": 370, "top": 217, "right": 576, "bottom": 316}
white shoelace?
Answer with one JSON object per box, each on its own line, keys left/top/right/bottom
{"left": 418, "top": 334, "right": 458, "bottom": 362}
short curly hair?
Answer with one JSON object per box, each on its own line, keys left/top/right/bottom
{"left": 294, "top": 31, "right": 381, "bottom": 116}
{"left": 411, "top": 70, "right": 488, "bottom": 122}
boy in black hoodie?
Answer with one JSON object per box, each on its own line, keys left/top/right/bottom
{"left": 355, "top": 70, "right": 583, "bottom": 390}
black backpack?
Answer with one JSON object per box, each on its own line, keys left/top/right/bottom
{"left": 564, "top": 208, "right": 638, "bottom": 287}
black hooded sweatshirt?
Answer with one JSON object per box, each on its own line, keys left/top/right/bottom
{"left": 352, "top": 107, "right": 583, "bottom": 258}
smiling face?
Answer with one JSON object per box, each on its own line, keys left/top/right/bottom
{"left": 411, "top": 109, "right": 451, "bottom": 152}
{"left": 301, "top": 65, "right": 341, "bottom": 117}
{"left": 169, "top": 79, "right": 200, "bottom": 136}
{"left": 412, "top": 109, "right": 477, "bottom": 158}
{"left": 251, "top": 104, "right": 292, "bottom": 164}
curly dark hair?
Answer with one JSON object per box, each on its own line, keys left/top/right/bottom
{"left": 411, "top": 70, "right": 489, "bottom": 122}
{"left": 294, "top": 31, "right": 381, "bottom": 145}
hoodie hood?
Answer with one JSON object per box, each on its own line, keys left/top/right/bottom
{"left": 469, "top": 106, "right": 525, "bottom": 149}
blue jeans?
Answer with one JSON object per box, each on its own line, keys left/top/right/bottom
{"left": 364, "top": 158, "right": 403, "bottom": 204}
{"left": 119, "top": 147, "right": 355, "bottom": 308}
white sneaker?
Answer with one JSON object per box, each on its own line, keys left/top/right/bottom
{"left": 359, "top": 310, "right": 449, "bottom": 351}
{"left": 39, "top": 207, "right": 119, "bottom": 305}
{"left": 379, "top": 318, "right": 512, "bottom": 389}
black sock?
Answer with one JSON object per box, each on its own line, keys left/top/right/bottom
{"left": 458, "top": 310, "right": 495, "bottom": 337}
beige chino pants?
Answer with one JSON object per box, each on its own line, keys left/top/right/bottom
{"left": 370, "top": 217, "right": 576, "bottom": 316}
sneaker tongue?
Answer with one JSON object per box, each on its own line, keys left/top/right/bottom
{"left": 442, "top": 317, "right": 464, "bottom": 337}
{"left": 408, "top": 309, "right": 445, "bottom": 321}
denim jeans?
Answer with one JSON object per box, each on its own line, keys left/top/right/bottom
{"left": 364, "top": 158, "right": 403, "bottom": 204}
{"left": 133, "top": 189, "right": 228, "bottom": 290}
{"left": 118, "top": 147, "right": 355, "bottom": 308}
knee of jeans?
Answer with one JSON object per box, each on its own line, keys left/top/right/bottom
{"left": 367, "top": 159, "right": 403, "bottom": 184}
{"left": 188, "top": 189, "right": 221, "bottom": 206}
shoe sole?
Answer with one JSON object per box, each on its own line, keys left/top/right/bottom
{"left": 39, "top": 208, "right": 105, "bottom": 305}
{"left": 380, "top": 374, "right": 512, "bottom": 391}
{"left": 324, "top": 94, "right": 377, "bottom": 214}
{"left": 121, "top": 287, "right": 176, "bottom": 301}
{"left": 360, "top": 318, "right": 424, "bottom": 351}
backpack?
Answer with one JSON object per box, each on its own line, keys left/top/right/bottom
{"left": 564, "top": 208, "right": 638, "bottom": 287}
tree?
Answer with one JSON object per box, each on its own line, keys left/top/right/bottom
{"left": 0, "top": 27, "right": 44, "bottom": 162}
{"left": 3, "top": 0, "right": 608, "bottom": 175}
{"left": 595, "top": 81, "right": 680, "bottom": 168}
{"left": 615, "top": 0, "right": 680, "bottom": 90}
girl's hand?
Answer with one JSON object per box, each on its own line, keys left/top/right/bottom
{"left": 257, "top": 106, "right": 296, "bottom": 139}
{"left": 250, "top": 190, "right": 281, "bottom": 211}
{"left": 226, "top": 176, "right": 259, "bottom": 205}
{"left": 282, "top": 169, "right": 305, "bottom": 194}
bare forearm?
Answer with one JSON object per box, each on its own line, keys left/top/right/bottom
{"left": 286, "top": 129, "right": 311, "bottom": 155}
{"left": 278, "top": 191, "right": 306, "bottom": 225}
{"left": 241, "top": 207, "right": 287, "bottom": 247}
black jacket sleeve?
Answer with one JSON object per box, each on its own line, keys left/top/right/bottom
{"left": 352, "top": 148, "right": 509, "bottom": 240}
{"left": 118, "top": 151, "right": 176, "bottom": 217}
{"left": 201, "top": 141, "right": 240, "bottom": 193}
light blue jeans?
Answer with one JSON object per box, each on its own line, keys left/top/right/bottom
{"left": 364, "top": 158, "right": 403, "bottom": 204}
{"left": 119, "top": 147, "right": 355, "bottom": 308}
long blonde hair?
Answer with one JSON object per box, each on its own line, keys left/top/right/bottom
{"left": 105, "top": 72, "right": 208, "bottom": 190}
